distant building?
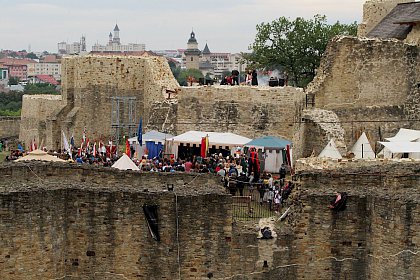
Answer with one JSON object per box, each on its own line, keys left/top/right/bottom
{"left": 0, "top": 58, "right": 36, "bottom": 81}
{"left": 0, "top": 65, "right": 8, "bottom": 86}
{"left": 27, "top": 54, "right": 61, "bottom": 81}
{"left": 182, "top": 31, "right": 247, "bottom": 79}
{"left": 184, "top": 31, "right": 201, "bottom": 70}
{"left": 58, "top": 36, "right": 87, "bottom": 55}
{"left": 92, "top": 24, "right": 146, "bottom": 52}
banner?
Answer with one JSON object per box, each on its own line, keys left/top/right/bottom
{"left": 125, "top": 138, "right": 131, "bottom": 158}
{"left": 137, "top": 117, "right": 143, "bottom": 147}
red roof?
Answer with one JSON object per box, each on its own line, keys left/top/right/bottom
{"left": 0, "top": 58, "right": 36, "bottom": 65}
{"left": 35, "top": 75, "right": 59, "bottom": 85}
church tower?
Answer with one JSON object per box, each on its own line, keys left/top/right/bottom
{"left": 184, "top": 31, "right": 201, "bottom": 69}
{"left": 113, "top": 24, "right": 121, "bottom": 45}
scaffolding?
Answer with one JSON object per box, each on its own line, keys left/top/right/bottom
{"left": 111, "top": 96, "right": 137, "bottom": 144}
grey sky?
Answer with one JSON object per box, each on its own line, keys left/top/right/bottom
{"left": 1, "top": 0, "right": 366, "bottom": 53}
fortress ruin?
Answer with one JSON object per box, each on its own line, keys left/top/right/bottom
{"left": 1, "top": 0, "right": 419, "bottom": 279}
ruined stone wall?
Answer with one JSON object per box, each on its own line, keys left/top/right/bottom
{"left": 307, "top": 36, "right": 419, "bottom": 110}
{"left": 358, "top": 0, "right": 413, "bottom": 37}
{"left": 227, "top": 160, "right": 419, "bottom": 280}
{"left": 0, "top": 117, "right": 20, "bottom": 139}
{"left": 20, "top": 55, "right": 179, "bottom": 150}
{"left": 19, "top": 95, "right": 62, "bottom": 148}
{"left": 0, "top": 163, "right": 231, "bottom": 280}
{"left": 148, "top": 86, "right": 305, "bottom": 140}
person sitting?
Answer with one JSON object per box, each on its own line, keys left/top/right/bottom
{"left": 328, "top": 192, "right": 347, "bottom": 211}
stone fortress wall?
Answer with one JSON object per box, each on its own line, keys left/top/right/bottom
{"left": 297, "top": 35, "right": 420, "bottom": 158}
{"left": 0, "top": 161, "right": 418, "bottom": 279}
{"left": 147, "top": 86, "right": 305, "bottom": 141}
{"left": 0, "top": 117, "right": 20, "bottom": 140}
{"left": 0, "top": 163, "right": 232, "bottom": 279}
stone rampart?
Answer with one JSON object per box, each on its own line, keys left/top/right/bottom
{"left": 307, "top": 36, "right": 419, "bottom": 109}
{"left": 148, "top": 85, "right": 305, "bottom": 140}
{"left": 20, "top": 55, "right": 179, "bottom": 150}
{"left": 0, "top": 163, "right": 231, "bottom": 280}
{"left": 0, "top": 116, "right": 20, "bottom": 139}
{"left": 0, "top": 161, "right": 418, "bottom": 279}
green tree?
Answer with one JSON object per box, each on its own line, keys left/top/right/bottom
{"left": 24, "top": 83, "right": 59, "bottom": 95}
{"left": 245, "top": 15, "right": 357, "bottom": 87}
{"left": 8, "top": 77, "right": 20, "bottom": 85}
{"left": 26, "top": 52, "right": 39, "bottom": 59}
{"left": 176, "top": 69, "right": 203, "bottom": 86}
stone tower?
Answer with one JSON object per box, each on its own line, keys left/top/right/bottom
{"left": 184, "top": 31, "right": 201, "bottom": 69}
{"left": 358, "top": 0, "right": 414, "bottom": 37}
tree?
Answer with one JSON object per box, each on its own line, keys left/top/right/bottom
{"left": 176, "top": 69, "right": 203, "bottom": 86}
{"left": 245, "top": 15, "right": 357, "bottom": 87}
{"left": 8, "top": 77, "right": 20, "bottom": 86}
{"left": 26, "top": 52, "right": 39, "bottom": 60}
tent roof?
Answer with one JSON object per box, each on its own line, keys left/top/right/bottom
{"left": 379, "top": 141, "right": 420, "bottom": 153}
{"left": 15, "top": 149, "right": 66, "bottom": 162}
{"left": 245, "top": 136, "right": 291, "bottom": 150}
{"left": 318, "top": 139, "right": 342, "bottom": 159}
{"left": 350, "top": 132, "right": 375, "bottom": 159}
{"left": 385, "top": 128, "right": 420, "bottom": 142}
{"left": 111, "top": 154, "right": 140, "bottom": 171}
{"left": 167, "top": 131, "right": 252, "bottom": 146}
{"left": 129, "top": 130, "right": 174, "bottom": 143}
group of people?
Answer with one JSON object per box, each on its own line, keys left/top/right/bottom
{"left": 220, "top": 69, "right": 258, "bottom": 86}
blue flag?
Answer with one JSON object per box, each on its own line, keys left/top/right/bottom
{"left": 70, "top": 135, "right": 75, "bottom": 147}
{"left": 18, "top": 143, "right": 24, "bottom": 152}
{"left": 137, "top": 117, "right": 143, "bottom": 147}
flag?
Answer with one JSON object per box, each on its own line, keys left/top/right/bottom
{"left": 82, "top": 126, "right": 86, "bottom": 143}
{"left": 29, "top": 139, "right": 33, "bottom": 152}
{"left": 93, "top": 142, "right": 97, "bottom": 157}
{"left": 137, "top": 117, "right": 143, "bottom": 147}
{"left": 62, "top": 130, "right": 70, "bottom": 153}
{"left": 125, "top": 138, "right": 131, "bottom": 158}
{"left": 18, "top": 143, "right": 24, "bottom": 152}
{"left": 32, "top": 138, "right": 37, "bottom": 151}
{"left": 70, "top": 135, "right": 75, "bottom": 148}
{"left": 200, "top": 136, "right": 208, "bottom": 158}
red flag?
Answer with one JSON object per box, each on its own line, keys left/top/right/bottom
{"left": 29, "top": 139, "right": 33, "bottom": 152}
{"left": 200, "top": 136, "right": 207, "bottom": 158}
{"left": 93, "top": 142, "right": 97, "bottom": 157}
{"left": 126, "top": 138, "right": 131, "bottom": 158}
{"left": 32, "top": 138, "right": 37, "bottom": 151}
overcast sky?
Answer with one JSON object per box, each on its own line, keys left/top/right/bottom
{"left": 1, "top": 0, "right": 366, "bottom": 53}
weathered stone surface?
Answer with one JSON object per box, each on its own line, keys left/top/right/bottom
{"left": 0, "top": 116, "right": 20, "bottom": 140}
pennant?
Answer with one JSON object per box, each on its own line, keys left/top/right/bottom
{"left": 200, "top": 136, "right": 208, "bottom": 158}
{"left": 93, "top": 142, "right": 97, "bottom": 157}
{"left": 62, "top": 130, "right": 70, "bottom": 153}
{"left": 126, "top": 138, "right": 131, "bottom": 158}
{"left": 137, "top": 117, "right": 143, "bottom": 147}
{"left": 70, "top": 135, "right": 75, "bottom": 148}
{"left": 18, "top": 143, "right": 24, "bottom": 152}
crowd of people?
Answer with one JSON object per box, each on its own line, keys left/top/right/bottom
{"left": 3, "top": 143, "right": 294, "bottom": 212}
{"left": 221, "top": 69, "right": 259, "bottom": 86}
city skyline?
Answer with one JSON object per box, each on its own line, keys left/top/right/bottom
{"left": 1, "top": 0, "right": 366, "bottom": 53}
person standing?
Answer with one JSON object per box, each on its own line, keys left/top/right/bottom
{"left": 251, "top": 70, "right": 258, "bottom": 86}
{"left": 231, "top": 69, "right": 240, "bottom": 85}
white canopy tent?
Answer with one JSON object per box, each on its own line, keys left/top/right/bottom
{"left": 318, "top": 139, "right": 342, "bottom": 159}
{"left": 350, "top": 132, "right": 375, "bottom": 159}
{"left": 111, "top": 153, "right": 140, "bottom": 171}
{"left": 378, "top": 142, "right": 420, "bottom": 159}
{"left": 15, "top": 149, "right": 66, "bottom": 162}
{"left": 166, "top": 131, "right": 252, "bottom": 159}
{"left": 385, "top": 128, "right": 420, "bottom": 142}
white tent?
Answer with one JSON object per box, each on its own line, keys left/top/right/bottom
{"left": 111, "top": 154, "right": 140, "bottom": 171}
{"left": 379, "top": 141, "right": 420, "bottom": 153}
{"left": 166, "top": 131, "right": 252, "bottom": 159}
{"left": 350, "top": 132, "right": 375, "bottom": 159}
{"left": 318, "top": 139, "right": 342, "bottom": 159}
{"left": 385, "top": 128, "right": 420, "bottom": 142}
{"left": 15, "top": 149, "right": 66, "bottom": 162}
